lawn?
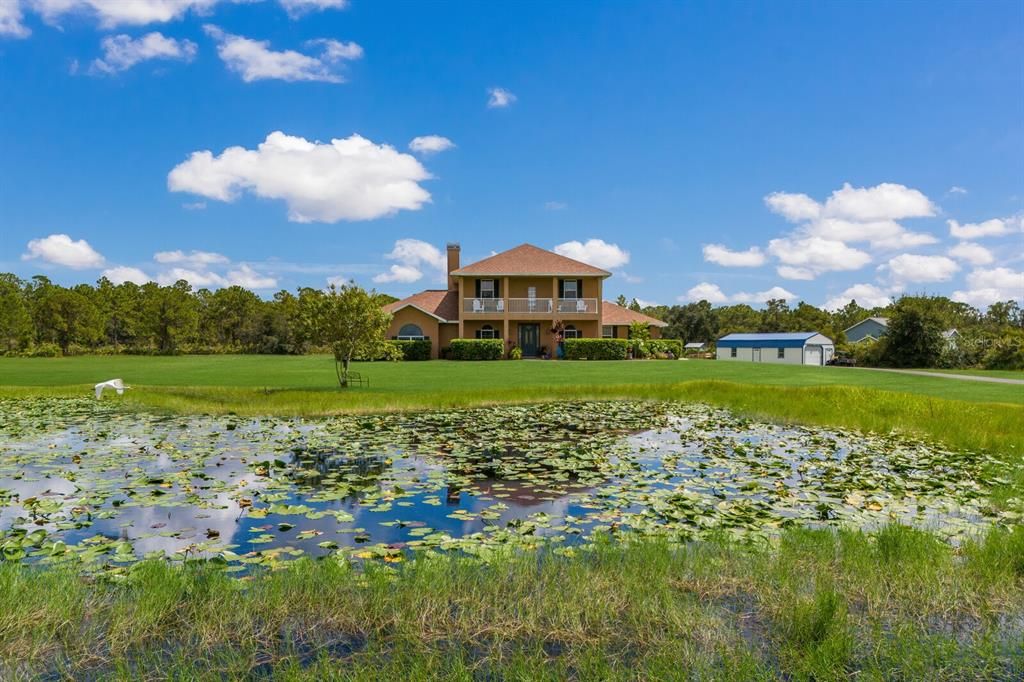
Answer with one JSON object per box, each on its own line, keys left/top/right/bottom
{"left": 1, "top": 354, "right": 1022, "bottom": 403}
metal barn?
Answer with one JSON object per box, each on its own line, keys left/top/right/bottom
{"left": 715, "top": 332, "right": 835, "bottom": 366}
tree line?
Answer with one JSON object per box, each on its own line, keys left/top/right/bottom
{"left": 2, "top": 273, "right": 1021, "bottom": 369}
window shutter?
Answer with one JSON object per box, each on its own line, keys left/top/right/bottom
{"left": 577, "top": 279, "right": 583, "bottom": 297}
{"left": 475, "top": 280, "right": 481, "bottom": 297}
{"left": 495, "top": 279, "right": 501, "bottom": 297}
{"left": 558, "top": 279, "right": 564, "bottom": 298}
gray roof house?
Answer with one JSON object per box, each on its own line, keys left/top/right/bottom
{"left": 844, "top": 317, "right": 890, "bottom": 343}
{"left": 845, "top": 317, "right": 958, "bottom": 345}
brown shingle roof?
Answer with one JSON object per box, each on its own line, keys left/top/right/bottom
{"left": 451, "top": 243, "right": 611, "bottom": 277}
{"left": 383, "top": 290, "right": 459, "bottom": 322}
{"left": 601, "top": 300, "right": 668, "bottom": 327}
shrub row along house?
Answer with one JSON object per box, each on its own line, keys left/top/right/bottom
{"left": 382, "top": 243, "right": 666, "bottom": 359}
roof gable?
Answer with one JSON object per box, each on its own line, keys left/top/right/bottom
{"left": 383, "top": 290, "right": 458, "bottom": 322}
{"left": 600, "top": 300, "right": 668, "bottom": 327}
{"left": 451, "top": 243, "right": 611, "bottom": 277}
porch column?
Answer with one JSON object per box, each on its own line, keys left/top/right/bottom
{"left": 457, "top": 276, "right": 464, "bottom": 339}
{"left": 503, "top": 318, "right": 510, "bottom": 355}
{"left": 551, "top": 276, "right": 558, "bottom": 360}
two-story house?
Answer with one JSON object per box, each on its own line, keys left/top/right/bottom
{"left": 383, "top": 243, "right": 666, "bottom": 358}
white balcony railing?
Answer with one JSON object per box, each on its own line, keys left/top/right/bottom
{"left": 556, "top": 298, "right": 598, "bottom": 314}
{"left": 462, "top": 298, "right": 599, "bottom": 315}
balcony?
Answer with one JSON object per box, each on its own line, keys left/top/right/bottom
{"left": 462, "top": 298, "right": 598, "bottom": 316}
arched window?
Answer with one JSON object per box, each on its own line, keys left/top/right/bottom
{"left": 563, "top": 325, "right": 580, "bottom": 339}
{"left": 477, "top": 324, "right": 498, "bottom": 339}
{"left": 397, "top": 323, "right": 425, "bottom": 340}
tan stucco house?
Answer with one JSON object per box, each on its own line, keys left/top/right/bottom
{"left": 383, "top": 243, "right": 667, "bottom": 358}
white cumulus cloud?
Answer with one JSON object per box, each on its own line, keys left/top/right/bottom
{"left": 952, "top": 267, "right": 1024, "bottom": 307}
{"left": 157, "top": 267, "right": 227, "bottom": 287}
{"left": 881, "top": 253, "right": 959, "bottom": 284}
{"left": 553, "top": 239, "right": 629, "bottom": 270}
{"left": 702, "top": 244, "right": 766, "bottom": 267}
{"left": 101, "top": 266, "right": 152, "bottom": 285}
{"left": 680, "top": 282, "right": 729, "bottom": 304}
{"left": 824, "top": 283, "right": 894, "bottom": 311}
{"left": 0, "top": 0, "right": 30, "bottom": 37}
{"left": 821, "top": 182, "right": 936, "bottom": 222}
{"left": 154, "top": 249, "right": 229, "bottom": 265}
{"left": 278, "top": 0, "right": 348, "bottom": 18}
{"left": 90, "top": 31, "right": 197, "bottom": 74}
{"left": 204, "top": 25, "right": 362, "bottom": 83}
{"left": 372, "top": 239, "right": 445, "bottom": 284}
{"left": 22, "top": 234, "right": 105, "bottom": 269}
{"left": 225, "top": 264, "right": 277, "bottom": 289}
{"left": 767, "top": 236, "right": 871, "bottom": 278}
{"left": 487, "top": 87, "right": 516, "bottom": 108}
{"left": 947, "top": 217, "right": 1016, "bottom": 239}
{"left": 948, "top": 242, "right": 994, "bottom": 266}
{"left": 764, "top": 192, "right": 821, "bottom": 223}
{"left": 680, "top": 282, "right": 795, "bottom": 305}
{"left": 167, "top": 131, "right": 433, "bottom": 223}
{"left": 29, "top": 0, "right": 223, "bottom": 28}
{"left": 408, "top": 135, "right": 455, "bottom": 154}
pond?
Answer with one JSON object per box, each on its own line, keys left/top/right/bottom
{"left": 0, "top": 398, "right": 1017, "bottom": 576}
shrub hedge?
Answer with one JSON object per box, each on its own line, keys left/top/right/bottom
{"left": 563, "top": 338, "right": 629, "bottom": 360}
{"left": 449, "top": 339, "right": 503, "bottom": 360}
{"left": 635, "top": 339, "right": 683, "bottom": 358}
{"left": 392, "top": 339, "right": 432, "bottom": 361}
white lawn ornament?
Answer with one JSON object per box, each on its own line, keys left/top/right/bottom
{"left": 94, "top": 378, "right": 129, "bottom": 399}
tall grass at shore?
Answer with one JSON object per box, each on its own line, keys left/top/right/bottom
{"left": 1, "top": 526, "right": 1021, "bottom": 680}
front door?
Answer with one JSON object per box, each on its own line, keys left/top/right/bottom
{"left": 518, "top": 324, "right": 540, "bottom": 357}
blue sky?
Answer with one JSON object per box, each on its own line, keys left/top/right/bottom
{"left": 2, "top": 0, "right": 1022, "bottom": 310}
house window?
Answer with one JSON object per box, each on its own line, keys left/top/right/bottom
{"left": 563, "top": 325, "right": 580, "bottom": 339}
{"left": 480, "top": 279, "right": 495, "bottom": 299}
{"left": 777, "top": 347, "right": 785, "bottom": 359}
{"left": 478, "top": 324, "right": 497, "bottom": 339}
{"left": 562, "top": 279, "right": 578, "bottom": 299}
{"left": 730, "top": 347, "right": 737, "bottom": 358}
{"left": 397, "top": 323, "right": 425, "bottom": 340}
{"left": 602, "top": 325, "right": 614, "bottom": 338}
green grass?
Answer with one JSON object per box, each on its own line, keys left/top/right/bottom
{"left": 2, "top": 526, "right": 1021, "bottom": 680}
{"left": 1, "top": 354, "right": 1021, "bottom": 403}
{"left": 913, "top": 367, "right": 1024, "bottom": 380}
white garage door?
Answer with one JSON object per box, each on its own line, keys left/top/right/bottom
{"left": 804, "top": 346, "right": 822, "bottom": 366}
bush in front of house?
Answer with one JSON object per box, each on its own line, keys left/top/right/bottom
{"left": 392, "top": 339, "right": 432, "bottom": 361}
{"left": 449, "top": 339, "right": 503, "bottom": 360}
{"left": 645, "top": 339, "right": 683, "bottom": 358}
{"left": 563, "top": 338, "right": 629, "bottom": 360}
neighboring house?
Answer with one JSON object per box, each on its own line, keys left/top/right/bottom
{"left": 845, "top": 317, "right": 959, "bottom": 346}
{"left": 844, "top": 317, "right": 890, "bottom": 343}
{"left": 382, "top": 243, "right": 667, "bottom": 358}
{"left": 716, "top": 332, "right": 835, "bottom": 365}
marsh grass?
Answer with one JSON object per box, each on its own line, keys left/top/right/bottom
{"left": 1, "top": 526, "right": 1021, "bottom": 680}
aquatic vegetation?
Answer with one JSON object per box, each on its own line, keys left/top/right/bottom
{"left": 0, "top": 398, "right": 1020, "bottom": 577}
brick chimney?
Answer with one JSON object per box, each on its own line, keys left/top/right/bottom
{"left": 446, "top": 242, "right": 460, "bottom": 291}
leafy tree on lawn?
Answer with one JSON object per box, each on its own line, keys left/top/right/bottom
{"left": 665, "top": 301, "right": 717, "bottom": 344}
{"left": 33, "top": 285, "right": 102, "bottom": 352}
{"left": 879, "top": 297, "right": 945, "bottom": 368}
{"left": 759, "top": 298, "right": 792, "bottom": 332}
{"left": 317, "top": 282, "right": 392, "bottom": 387}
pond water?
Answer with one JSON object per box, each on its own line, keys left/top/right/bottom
{"left": 0, "top": 398, "right": 1017, "bottom": 575}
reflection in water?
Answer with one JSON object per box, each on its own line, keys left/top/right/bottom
{"left": 0, "top": 401, "right": 1010, "bottom": 574}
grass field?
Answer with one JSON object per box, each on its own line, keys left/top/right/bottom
{"left": 2, "top": 526, "right": 1022, "bottom": 680}
{"left": 1, "top": 354, "right": 1021, "bottom": 403}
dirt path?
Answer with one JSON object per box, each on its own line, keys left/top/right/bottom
{"left": 855, "top": 367, "right": 1024, "bottom": 385}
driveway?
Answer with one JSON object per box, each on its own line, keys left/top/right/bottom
{"left": 854, "top": 367, "right": 1024, "bottom": 385}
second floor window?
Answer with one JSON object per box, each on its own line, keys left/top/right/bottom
{"left": 480, "top": 279, "right": 495, "bottom": 298}
{"left": 562, "top": 279, "right": 578, "bottom": 299}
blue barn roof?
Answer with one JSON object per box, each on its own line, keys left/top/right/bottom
{"left": 717, "top": 332, "right": 823, "bottom": 349}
